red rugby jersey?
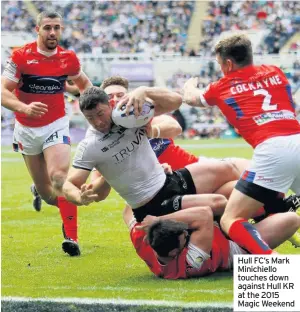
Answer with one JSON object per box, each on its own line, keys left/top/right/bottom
{"left": 201, "top": 65, "right": 300, "bottom": 147}
{"left": 149, "top": 138, "right": 198, "bottom": 170}
{"left": 3, "top": 41, "right": 81, "bottom": 127}
{"left": 130, "top": 225, "right": 230, "bottom": 279}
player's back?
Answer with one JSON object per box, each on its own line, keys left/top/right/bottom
{"left": 210, "top": 64, "right": 300, "bottom": 147}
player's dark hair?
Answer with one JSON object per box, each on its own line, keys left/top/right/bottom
{"left": 214, "top": 34, "right": 253, "bottom": 67}
{"left": 79, "top": 86, "right": 109, "bottom": 111}
{"left": 101, "top": 76, "right": 129, "bottom": 90}
{"left": 36, "top": 11, "right": 63, "bottom": 26}
{"left": 147, "top": 220, "right": 188, "bottom": 257}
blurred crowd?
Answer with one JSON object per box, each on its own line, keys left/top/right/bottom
{"left": 1, "top": 1, "right": 194, "bottom": 55}
{"left": 2, "top": 1, "right": 299, "bottom": 56}
{"left": 1, "top": 1, "right": 299, "bottom": 140}
{"left": 199, "top": 1, "right": 300, "bottom": 56}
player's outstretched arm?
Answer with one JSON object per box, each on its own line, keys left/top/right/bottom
{"left": 72, "top": 71, "right": 93, "bottom": 94}
{"left": 90, "top": 175, "right": 111, "bottom": 202}
{"left": 146, "top": 115, "right": 182, "bottom": 139}
{"left": 63, "top": 167, "right": 96, "bottom": 206}
{"left": 1, "top": 77, "right": 48, "bottom": 117}
{"left": 117, "top": 86, "right": 182, "bottom": 117}
{"left": 137, "top": 206, "right": 213, "bottom": 232}
{"left": 182, "top": 77, "right": 206, "bottom": 108}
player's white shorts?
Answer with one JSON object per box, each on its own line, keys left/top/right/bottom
{"left": 13, "top": 116, "right": 70, "bottom": 155}
{"left": 245, "top": 134, "right": 300, "bottom": 194}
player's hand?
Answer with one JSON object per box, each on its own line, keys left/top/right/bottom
{"left": 161, "top": 163, "right": 172, "bottom": 175}
{"left": 136, "top": 215, "right": 159, "bottom": 232}
{"left": 25, "top": 102, "right": 48, "bottom": 118}
{"left": 182, "top": 77, "right": 201, "bottom": 106}
{"left": 117, "top": 86, "right": 147, "bottom": 117}
{"left": 80, "top": 183, "right": 99, "bottom": 206}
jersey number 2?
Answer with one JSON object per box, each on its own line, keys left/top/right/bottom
{"left": 253, "top": 89, "right": 277, "bottom": 111}
{"left": 226, "top": 89, "right": 277, "bottom": 119}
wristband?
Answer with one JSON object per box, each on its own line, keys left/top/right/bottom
{"left": 152, "top": 125, "right": 160, "bottom": 138}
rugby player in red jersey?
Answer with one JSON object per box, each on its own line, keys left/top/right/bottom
{"left": 1, "top": 11, "right": 92, "bottom": 256}
{"left": 123, "top": 205, "right": 300, "bottom": 279}
{"left": 181, "top": 34, "right": 300, "bottom": 255}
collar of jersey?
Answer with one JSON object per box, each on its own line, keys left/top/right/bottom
{"left": 37, "top": 46, "right": 58, "bottom": 57}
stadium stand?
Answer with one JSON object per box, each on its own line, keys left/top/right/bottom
{"left": 199, "top": 1, "right": 299, "bottom": 55}
{"left": 1, "top": 1, "right": 195, "bottom": 55}
{"left": 1, "top": 0, "right": 299, "bottom": 141}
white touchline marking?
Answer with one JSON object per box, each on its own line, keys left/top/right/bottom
{"left": 2, "top": 296, "right": 233, "bottom": 308}
{"left": 2, "top": 285, "right": 232, "bottom": 294}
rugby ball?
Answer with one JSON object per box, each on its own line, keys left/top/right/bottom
{"left": 111, "top": 101, "right": 155, "bottom": 128}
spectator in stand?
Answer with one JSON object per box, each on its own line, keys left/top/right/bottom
{"left": 1, "top": 1, "right": 195, "bottom": 55}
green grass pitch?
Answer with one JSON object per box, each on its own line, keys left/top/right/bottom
{"left": 1, "top": 139, "right": 299, "bottom": 307}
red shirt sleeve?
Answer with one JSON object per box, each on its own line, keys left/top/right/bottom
{"left": 68, "top": 51, "right": 81, "bottom": 79}
{"left": 201, "top": 82, "right": 217, "bottom": 107}
{"left": 3, "top": 49, "right": 23, "bottom": 82}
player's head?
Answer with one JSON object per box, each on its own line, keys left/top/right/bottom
{"left": 214, "top": 34, "right": 253, "bottom": 76}
{"left": 36, "top": 11, "right": 63, "bottom": 51}
{"left": 147, "top": 220, "right": 189, "bottom": 258}
{"left": 101, "top": 76, "right": 129, "bottom": 107}
{"left": 79, "top": 86, "right": 113, "bottom": 133}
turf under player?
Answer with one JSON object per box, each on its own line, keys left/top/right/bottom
{"left": 1, "top": 11, "right": 92, "bottom": 256}
{"left": 124, "top": 206, "right": 300, "bottom": 279}
{"left": 181, "top": 34, "right": 300, "bottom": 255}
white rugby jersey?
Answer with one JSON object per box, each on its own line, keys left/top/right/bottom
{"left": 74, "top": 125, "right": 166, "bottom": 207}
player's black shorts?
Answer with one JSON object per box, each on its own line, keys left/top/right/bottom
{"left": 133, "top": 168, "right": 196, "bottom": 222}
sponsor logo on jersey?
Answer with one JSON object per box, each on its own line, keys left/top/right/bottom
{"left": 149, "top": 138, "right": 171, "bottom": 157}
{"left": 253, "top": 110, "right": 295, "bottom": 126}
{"left": 112, "top": 128, "right": 146, "bottom": 163}
{"left": 60, "top": 59, "right": 68, "bottom": 69}
{"left": 27, "top": 59, "right": 39, "bottom": 64}
{"left": 98, "top": 126, "right": 126, "bottom": 142}
{"left": 20, "top": 74, "right": 67, "bottom": 94}
{"left": 195, "top": 256, "right": 204, "bottom": 265}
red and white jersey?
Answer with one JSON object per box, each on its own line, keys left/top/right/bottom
{"left": 3, "top": 41, "right": 81, "bottom": 127}
{"left": 201, "top": 65, "right": 300, "bottom": 147}
{"left": 130, "top": 224, "right": 230, "bottom": 279}
{"left": 149, "top": 138, "right": 198, "bottom": 170}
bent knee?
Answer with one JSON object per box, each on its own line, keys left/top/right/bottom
{"left": 225, "top": 161, "right": 241, "bottom": 180}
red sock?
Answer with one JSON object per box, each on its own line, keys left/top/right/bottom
{"left": 228, "top": 219, "right": 272, "bottom": 254}
{"left": 57, "top": 196, "right": 78, "bottom": 242}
